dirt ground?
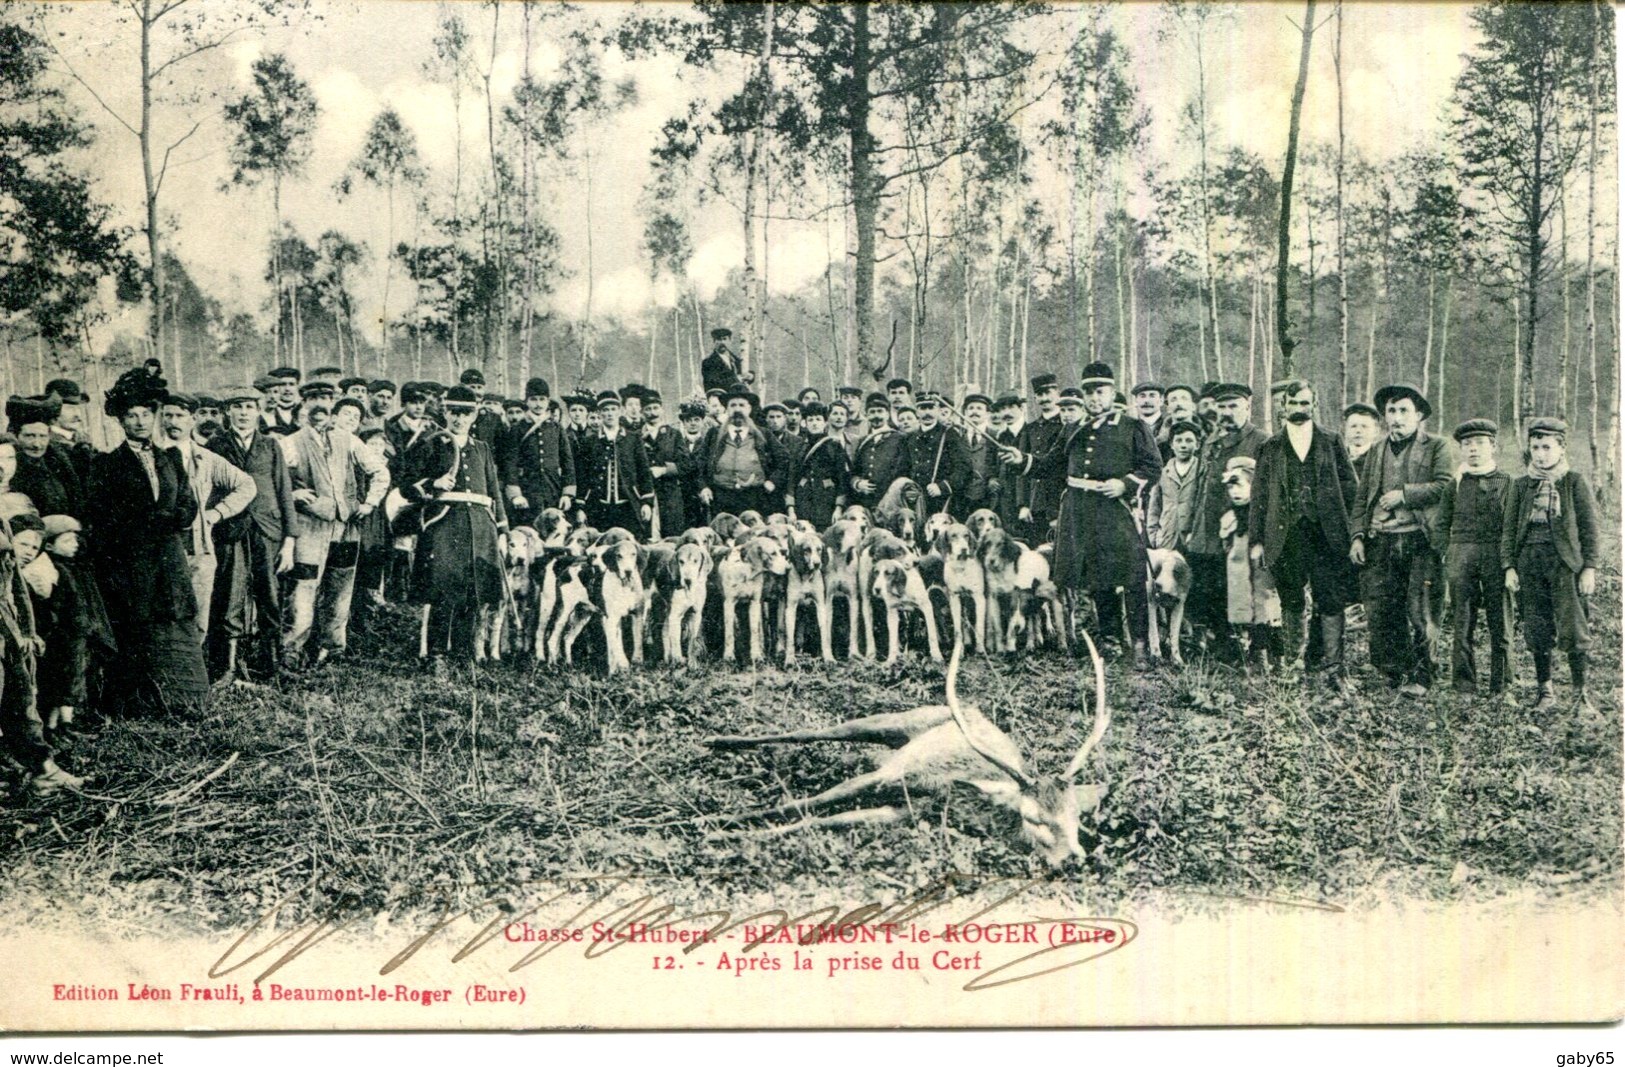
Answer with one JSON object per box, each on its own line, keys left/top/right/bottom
{"left": 1, "top": 574, "right": 1619, "bottom": 935}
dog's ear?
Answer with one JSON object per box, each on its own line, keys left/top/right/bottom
{"left": 933, "top": 527, "right": 951, "bottom": 557}
{"left": 1001, "top": 537, "right": 1022, "bottom": 565}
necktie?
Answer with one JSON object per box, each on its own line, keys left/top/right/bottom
{"left": 131, "top": 442, "right": 159, "bottom": 500}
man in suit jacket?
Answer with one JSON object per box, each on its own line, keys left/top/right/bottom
{"left": 208, "top": 385, "right": 297, "bottom": 680}
{"left": 575, "top": 392, "right": 655, "bottom": 536}
{"left": 1349, "top": 383, "right": 1453, "bottom": 696}
{"left": 160, "top": 393, "right": 256, "bottom": 644}
{"left": 500, "top": 377, "right": 577, "bottom": 528}
{"left": 701, "top": 328, "right": 750, "bottom": 394}
{"left": 279, "top": 383, "right": 390, "bottom": 667}
{"left": 700, "top": 388, "right": 790, "bottom": 518}
{"left": 639, "top": 390, "right": 696, "bottom": 537}
{"left": 1247, "top": 380, "right": 1359, "bottom": 688}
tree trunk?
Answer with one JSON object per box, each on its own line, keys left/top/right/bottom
{"left": 1559, "top": 190, "right": 1571, "bottom": 419}
{"left": 1196, "top": 28, "right": 1222, "bottom": 380}
{"left": 1520, "top": 74, "right": 1547, "bottom": 436}
{"left": 139, "top": 0, "right": 165, "bottom": 366}
{"left": 1421, "top": 270, "right": 1435, "bottom": 396}
{"left": 1275, "top": 0, "right": 1316, "bottom": 378}
{"left": 272, "top": 177, "right": 285, "bottom": 367}
{"left": 1334, "top": 0, "right": 1348, "bottom": 409}
{"left": 849, "top": 3, "right": 878, "bottom": 377}
{"left": 740, "top": 0, "right": 775, "bottom": 378}
{"left": 1587, "top": 0, "right": 1603, "bottom": 482}
{"left": 1365, "top": 261, "right": 1379, "bottom": 399}
{"left": 1437, "top": 276, "right": 1454, "bottom": 427}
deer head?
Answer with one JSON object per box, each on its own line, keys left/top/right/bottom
{"left": 943, "top": 636, "right": 1111, "bottom": 867}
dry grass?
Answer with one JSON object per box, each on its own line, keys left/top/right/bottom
{"left": 0, "top": 574, "right": 1619, "bottom": 935}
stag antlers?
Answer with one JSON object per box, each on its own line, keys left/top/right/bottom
{"left": 706, "top": 635, "right": 1112, "bottom": 867}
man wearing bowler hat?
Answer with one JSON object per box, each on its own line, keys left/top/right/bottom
{"left": 701, "top": 386, "right": 789, "bottom": 518}
{"left": 1349, "top": 382, "right": 1452, "bottom": 696}
{"left": 500, "top": 377, "right": 577, "bottom": 528}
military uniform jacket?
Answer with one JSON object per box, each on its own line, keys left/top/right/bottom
{"left": 471, "top": 409, "right": 505, "bottom": 447}
{"left": 1016, "top": 415, "right": 1064, "bottom": 519}
{"left": 499, "top": 416, "right": 577, "bottom": 512}
{"left": 576, "top": 429, "right": 655, "bottom": 509}
{"left": 794, "top": 434, "right": 850, "bottom": 529}
{"left": 1023, "top": 411, "right": 1161, "bottom": 590}
{"left": 851, "top": 427, "right": 907, "bottom": 507}
{"left": 777, "top": 430, "right": 809, "bottom": 494}
{"left": 1183, "top": 423, "right": 1267, "bottom": 557}
{"left": 902, "top": 423, "right": 971, "bottom": 517}
{"left": 384, "top": 413, "right": 438, "bottom": 482}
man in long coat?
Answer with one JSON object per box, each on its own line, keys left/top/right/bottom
{"left": 1247, "top": 380, "right": 1359, "bottom": 688}
{"left": 1003, "top": 363, "right": 1161, "bottom": 668}
{"left": 639, "top": 390, "right": 696, "bottom": 537}
{"left": 1016, "top": 373, "right": 1064, "bottom": 543}
{"left": 701, "top": 328, "right": 749, "bottom": 393}
{"left": 1178, "top": 381, "right": 1268, "bottom": 660}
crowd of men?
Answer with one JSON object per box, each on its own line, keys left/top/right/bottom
{"left": 0, "top": 324, "right": 1603, "bottom": 796}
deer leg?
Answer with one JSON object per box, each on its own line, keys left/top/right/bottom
{"left": 947, "top": 589, "right": 965, "bottom": 655}
{"left": 764, "top": 766, "right": 907, "bottom": 818}
{"left": 713, "top": 806, "right": 910, "bottom": 840}
{"left": 706, "top": 704, "right": 952, "bottom": 750}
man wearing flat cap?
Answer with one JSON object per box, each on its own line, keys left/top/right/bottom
{"left": 1178, "top": 381, "right": 1267, "bottom": 660}
{"left": 499, "top": 376, "right": 577, "bottom": 528}
{"left": 7, "top": 395, "right": 85, "bottom": 521}
{"left": 702, "top": 328, "right": 752, "bottom": 394}
{"left": 1438, "top": 418, "right": 1512, "bottom": 696}
{"left": 957, "top": 393, "right": 1000, "bottom": 517}
{"left": 1013, "top": 372, "right": 1064, "bottom": 543}
{"left": 675, "top": 401, "right": 714, "bottom": 530}
{"left": 365, "top": 380, "right": 397, "bottom": 430}
{"left": 904, "top": 393, "right": 971, "bottom": 519}
{"left": 207, "top": 383, "right": 298, "bottom": 681}
{"left": 850, "top": 392, "right": 906, "bottom": 511}
{"left": 638, "top": 389, "right": 694, "bottom": 537}
{"left": 575, "top": 391, "right": 655, "bottom": 535}
{"left": 1131, "top": 382, "right": 1170, "bottom": 460}
{"left": 44, "top": 378, "right": 94, "bottom": 454}
{"left": 1001, "top": 361, "right": 1161, "bottom": 666}
{"left": 1341, "top": 402, "right": 1382, "bottom": 472}
{"left": 1349, "top": 382, "right": 1452, "bottom": 696}
{"left": 701, "top": 386, "right": 789, "bottom": 518}
{"left": 259, "top": 368, "right": 302, "bottom": 437}
{"left": 1246, "top": 379, "right": 1359, "bottom": 689}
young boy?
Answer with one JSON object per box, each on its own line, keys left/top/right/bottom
{"left": 1219, "top": 456, "right": 1282, "bottom": 669}
{"left": 1147, "top": 419, "right": 1202, "bottom": 550}
{"left": 1438, "top": 419, "right": 1513, "bottom": 697}
{"left": 1502, "top": 418, "right": 1599, "bottom": 711}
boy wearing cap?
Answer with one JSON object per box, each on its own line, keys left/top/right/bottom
{"left": 1502, "top": 418, "right": 1599, "bottom": 711}
{"left": 1341, "top": 403, "right": 1382, "bottom": 473}
{"left": 1147, "top": 419, "right": 1202, "bottom": 551}
{"left": 1437, "top": 419, "right": 1513, "bottom": 697}
{"left": 1349, "top": 383, "right": 1452, "bottom": 696}
{"left": 499, "top": 377, "right": 577, "bottom": 527}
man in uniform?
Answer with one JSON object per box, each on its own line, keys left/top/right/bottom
{"left": 575, "top": 391, "right": 654, "bottom": 536}
{"left": 500, "top": 377, "right": 577, "bottom": 528}
{"left": 1015, "top": 372, "right": 1064, "bottom": 543}
{"left": 675, "top": 401, "right": 713, "bottom": 531}
{"left": 904, "top": 393, "right": 970, "bottom": 518}
{"left": 850, "top": 392, "right": 905, "bottom": 511}
{"left": 640, "top": 389, "right": 693, "bottom": 537}
{"left": 1246, "top": 380, "right": 1359, "bottom": 689}
{"left": 1179, "top": 381, "right": 1268, "bottom": 660}
{"left": 1001, "top": 363, "right": 1161, "bottom": 668}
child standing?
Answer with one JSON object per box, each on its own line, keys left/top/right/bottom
{"left": 1439, "top": 419, "right": 1513, "bottom": 697}
{"left": 1501, "top": 418, "right": 1599, "bottom": 711}
{"left": 1147, "top": 419, "right": 1202, "bottom": 550}
{"left": 1219, "top": 456, "right": 1282, "bottom": 669}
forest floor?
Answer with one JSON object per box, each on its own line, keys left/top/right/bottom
{"left": 0, "top": 570, "right": 1619, "bottom": 936}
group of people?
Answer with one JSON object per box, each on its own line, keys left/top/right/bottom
{"left": 0, "top": 324, "right": 1603, "bottom": 795}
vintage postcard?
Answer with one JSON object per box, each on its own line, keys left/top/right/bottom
{"left": 0, "top": 0, "right": 1619, "bottom": 1031}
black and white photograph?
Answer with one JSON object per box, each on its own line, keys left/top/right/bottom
{"left": 0, "top": 0, "right": 1620, "bottom": 1030}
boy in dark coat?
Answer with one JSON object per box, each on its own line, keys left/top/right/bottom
{"left": 1501, "top": 418, "right": 1599, "bottom": 711}
{"left": 1438, "top": 419, "right": 1513, "bottom": 697}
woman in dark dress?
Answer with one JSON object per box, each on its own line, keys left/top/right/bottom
{"left": 400, "top": 386, "right": 509, "bottom": 665}
{"left": 88, "top": 369, "right": 209, "bottom": 716}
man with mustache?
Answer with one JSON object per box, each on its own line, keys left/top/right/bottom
{"left": 1349, "top": 382, "right": 1452, "bottom": 697}
{"left": 1246, "top": 380, "right": 1359, "bottom": 690}
{"left": 700, "top": 387, "right": 790, "bottom": 519}
{"left": 1014, "top": 372, "right": 1064, "bottom": 544}
{"left": 849, "top": 392, "right": 905, "bottom": 512}
{"left": 1177, "top": 381, "right": 1267, "bottom": 661}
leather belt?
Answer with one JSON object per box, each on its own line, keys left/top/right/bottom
{"left": 436, "top": 492, "right": 493, "bottom": 507}
{"left": 1067, "top": 476, "right": 1110, "bottom": 490}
